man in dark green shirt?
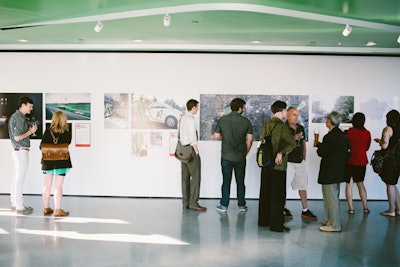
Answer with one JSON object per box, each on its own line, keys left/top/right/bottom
{"left": 214, "top": 98, "right": 253, "bottom": 213}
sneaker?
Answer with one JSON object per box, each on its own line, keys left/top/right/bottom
{"left": 301, "top": 209, "right": 317, "bottom": 220}
{"left": 16, "top": 207, "right": 33, "bottom": 215}
{"left": 321, "top": 220, "right": 328, "bottom": 226}
{"left": 216, "top": 205, "right": 227, "bottom": 213}
{"left": 319, "top": 226, "right": 341, "bottom": 232}
{"left": 11, "top": 205, "right": 33, "bottom": 211}
{"left": 283, "top": 208, "right": 293, "bottom": 219}
{"left": 239, "top": 206, "right": 248, "bottom": 212}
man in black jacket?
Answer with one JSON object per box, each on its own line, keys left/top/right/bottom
{"left": 315, "top": 111, "right": 349, "bottom": 232}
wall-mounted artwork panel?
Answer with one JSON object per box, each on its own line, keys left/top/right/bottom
{"left": 0, "top": 93, "right": 43, "bottom": 139}
{"left": 46, "top": 93, "right": 91, "bottom": 121}
{"left": 200, "top": 94, "right": 309, "bottom": 141}
{"left": 104, "top": 93, "right": 129, "bottom": 129}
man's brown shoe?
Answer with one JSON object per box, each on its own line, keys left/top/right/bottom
{"left": 190, "top": 205, "right": 207, "bottom": 211}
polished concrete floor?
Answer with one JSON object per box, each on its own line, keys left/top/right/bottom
{"left": 0, "top": 195, "right": 399, "bottom": 267}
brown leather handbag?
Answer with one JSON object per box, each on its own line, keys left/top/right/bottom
{"left": 41, "top": 131, "right": 70, "bottom": 161}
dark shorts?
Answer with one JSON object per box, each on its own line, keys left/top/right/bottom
{"left": 344, "top": 163, "right": 366, "bottom": 183}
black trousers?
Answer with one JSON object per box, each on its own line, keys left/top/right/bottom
{"left": 258, "top": 167, "right": 287, "bottom": 231}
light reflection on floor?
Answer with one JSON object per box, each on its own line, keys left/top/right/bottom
{"left": 16, "top": 228, "right": 189, "bottom": 245}
{"left": 1, "top": 208, "right": 187, "bottom": 245}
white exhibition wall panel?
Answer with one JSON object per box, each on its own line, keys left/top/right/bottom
{"left": 0, "top": 52, "right": 399, "bottom": 200}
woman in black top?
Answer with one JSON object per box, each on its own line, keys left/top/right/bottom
{"left": 374, "top": 109, "right": 400, "bottom": 217}
{"left": 40, "top": 111, "right": 72, "bottom": 217}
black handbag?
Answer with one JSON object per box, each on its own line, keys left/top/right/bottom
{"left": 256, "top": 122, "right": 279, "bottom": 167}
{"left": 370, "top": 149, "right": 388, "bottom": 174}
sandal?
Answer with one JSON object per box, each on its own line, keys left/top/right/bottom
{"left": 348, "top": 210, "right": 354, "bottom": 214}
{"left": 363, "top": 208, "right": 370, "bottom": 214}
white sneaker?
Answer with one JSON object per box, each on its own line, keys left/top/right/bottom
{"left": 216, "top": 205, "right": 227, "bottom": 213}
{"left": 239, "top": 206, "right": 248, "bottom": 212}
{"left": 319, "top": 226, "right": 341, "bottom": 232}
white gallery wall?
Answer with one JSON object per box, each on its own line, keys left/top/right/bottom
{"left": 0, "top": 52, "right": 399, "bottom": 200}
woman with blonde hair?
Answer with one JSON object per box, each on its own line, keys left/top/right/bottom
{"left": 40, "top": 111, "right": 72, "bottom": 217}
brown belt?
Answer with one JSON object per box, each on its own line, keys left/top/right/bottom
{"left": 14, "top": 147, "right": 30, "bottom": 151}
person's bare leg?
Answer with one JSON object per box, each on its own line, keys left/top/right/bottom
{"left": 54, "top": 175, "right": 65, "bottom": 210}
{"left": 345, "top": 180, "right": 354, "bottom": 212}
{"left": 395, "top": 186, "right": 400, "bottom": 212}
{"left": 356, "top": 182, "right": 368, "bottom": 210}
{"left": 299, "top": 190, "right": 308, "bottom": 210}
{"left": 42, "top": 174, "right": 53, "bottom": 208}
{"left": 386, "top": 185, "right": 396, "bottom": 213}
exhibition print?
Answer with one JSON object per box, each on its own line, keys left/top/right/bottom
{"left": 311, "top": 95, "right": 354, "bottom": 123}
{"left": 46, "top": 93, "right": 91, "bottom": 121}
{"left": 357, "top": 95, "right": 400, "bottom": 121}
{"left": 131, "top": 131, "right": 149, "bottom": 157}
{"left": 200, "top": 94, "right": 309, "bottom": 141}
{"left": 104, "top": 93, "right": 129, "bottom": 129}
{"left": 131, "top": 94, "right": 185, "bottom": 130}
{"left": 0, "top": 93, "right": 43, "bottom": 139}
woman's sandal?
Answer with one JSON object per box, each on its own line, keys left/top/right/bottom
{"left": 348, "top": 210, "right": 355, "bottom": 214}
{"left": 363, "top": 208, "right": 370, "bottom": 214}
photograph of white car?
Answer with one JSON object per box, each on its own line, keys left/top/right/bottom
{"left": 145, "top": 102, "right": 182, "bottom": 129}
{"left": 131, "top": 95, "right": 184, "bottom": 129}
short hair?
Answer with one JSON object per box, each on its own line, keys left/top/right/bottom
{"left": 230, "top": 98, "right": 246, "bottom": 112}
{"left": 186, "top": 99, "right": 199, "bottom": 111}
{"left": 351, "top": 112, "right": 366, "bottom": 130}
{"left": 271, "top": 100, "right": 287, "bottom": 114}
{"left": 326, "top": 111, "right": 342, "bottom": 127}
{"left": 18, "top": 96, "right": 33, "bottom": 108}
{"left": 287, "top": 106, "right": 297, "bottom": 113}
{"left": 386, "top": 109, "right": 400, "bottom": 127}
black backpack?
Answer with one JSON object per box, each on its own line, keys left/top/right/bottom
{"left": 256, "top": 122, "right": 279, "bottom": 168}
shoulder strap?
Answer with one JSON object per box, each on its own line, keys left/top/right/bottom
{"left": 177, "top": 118, "right": 182, "bottom": 140}
{"left": 50, "top": 130, "right": 59, "bottom": 144}
{"left": 271, "top": 121, "right": 279, "bottom": 134}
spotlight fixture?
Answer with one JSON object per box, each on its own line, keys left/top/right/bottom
{"left": 398, "top": 35, "right": 400, "bottom": 44}
{"left": 342, "top": 24, "right": 352, "bottom": 37}
{"left": 94, "top": 20, "right": 103, "bottom": 32}
{"left": 163, "top": 13, "right": 171, "bottom": 27}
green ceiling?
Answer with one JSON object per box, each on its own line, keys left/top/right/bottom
{"left": 0, "top": 0, "right": 399, "bottom": 55}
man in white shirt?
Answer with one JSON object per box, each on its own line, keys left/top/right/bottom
{"left": 179, "top": 99, "right": 206, "bottom": 211}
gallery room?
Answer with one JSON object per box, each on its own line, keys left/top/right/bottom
{"left": 0, "top": 1, "right": 399, "bottom": 266}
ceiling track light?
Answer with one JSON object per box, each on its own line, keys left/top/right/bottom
{"left": 94, "top": 20, "right": 103, "bottom": 32}
{"left": 397, "top": 35, "right": 400, "bottom": 44}
{"left": 342, "top": 24, "right": 352, "bottom": 37}
{"left": 163, "top": 13, "right": 171, "bottom": 27}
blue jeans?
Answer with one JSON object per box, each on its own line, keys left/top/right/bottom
{"left": 220, "top": 158, "right": 246, "bottom": 207}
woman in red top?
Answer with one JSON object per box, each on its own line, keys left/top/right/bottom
{"left": 345, "top": 112, "right": 371, "bottom": 214}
